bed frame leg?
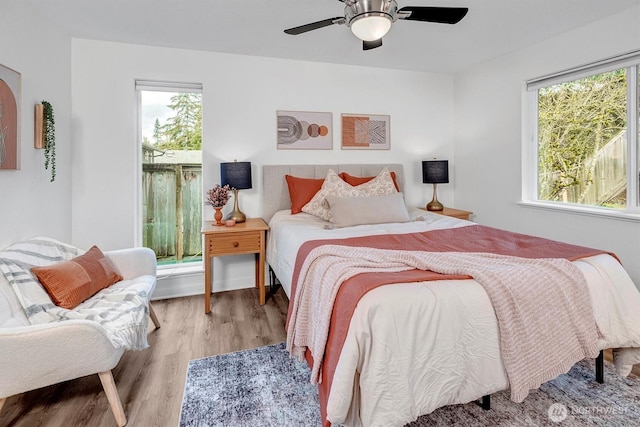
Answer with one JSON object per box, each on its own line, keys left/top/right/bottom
{"left": 475, "top": 395, "right": 490, "bottom": 410}
{"left": 596, "top": 349, "right": 604, "bottom": 383}
{"left": 268, "top": 266, "right": 281, "bottom": 295}
{"left": 482, "top": 395, "right": 491, "bottom": 410}
{"left": 268, "top": 266, "right": 274, "bottom": 288}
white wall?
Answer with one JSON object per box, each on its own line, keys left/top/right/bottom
{"left": 71, "top": 39, "right": 454, "bottom": 298}
{"left": 0, "top": 2, "right": 72, "bottom": 248}
{"left": 454, "top": 6, "right": 640, "bottom": 286}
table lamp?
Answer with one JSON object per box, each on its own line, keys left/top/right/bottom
{"left": 422, "top": 160, "right": 449, "bottom": 211}
{"left": 221, "top": 161, "right": 252, "bottom": 223}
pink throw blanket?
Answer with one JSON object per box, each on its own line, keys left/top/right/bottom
{"left": 287, "top": 247, "right": 600, "bottom": 401}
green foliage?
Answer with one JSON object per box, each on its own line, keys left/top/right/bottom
{"left": 154, "top": 93, "right": 202, "bottom": 150}
{"left": 537, "top": 69, "right": 627, "bottom": 202}
{"left": 42, "top": 100, "right": 56, "bottom": 182}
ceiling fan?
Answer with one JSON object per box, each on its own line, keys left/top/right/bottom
{"left": 284, "top": 0, "right": 468, "bottom": 51}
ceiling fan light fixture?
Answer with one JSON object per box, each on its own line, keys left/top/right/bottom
{"left": 350, "top": 14, "right": 392, "bottom": 41}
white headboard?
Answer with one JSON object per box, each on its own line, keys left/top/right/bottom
{"left": 262, "top": 163, "right": 405, "bottom": 223}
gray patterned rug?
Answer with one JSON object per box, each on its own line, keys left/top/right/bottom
{"left": 180, "top": 342, "right": 640, "bottom": 426}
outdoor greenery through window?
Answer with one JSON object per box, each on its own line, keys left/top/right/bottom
{"left": 138, "top": 81, "right": 203, "bottom": 266}
{"left": 538, "top": 69, "right": 627, "bottom": 207}
{"left": 526, "top": 51, "right": 640, "bottom": 213}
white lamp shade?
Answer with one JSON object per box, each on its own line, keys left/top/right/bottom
{"left": 350, "top": 15, "right": 392, "bottom": 41}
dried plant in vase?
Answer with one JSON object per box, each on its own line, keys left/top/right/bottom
{"left": 205, "top": 184, "right": 232, "bottom": 225}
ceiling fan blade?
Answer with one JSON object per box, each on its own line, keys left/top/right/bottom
{"left": 398, "top": 7, "right": 468, "bottom": 24}
{"left": 363, "top": 39, "right": 383, "bottom": 51}
{"left": 284, "top": 17, "right": 344, "bottom": 35}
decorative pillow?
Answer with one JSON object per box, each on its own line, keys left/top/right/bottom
{"left": 301, "top": 169, "right": 365, "bottom": 221}
{"left": 350, "top": 167, "right": 398, "bottom": 196}
{"left": 31, "top": 246, "right": 123, "bottom": 309}
{"left": 326, "top": 192, "right": 410, "bottom": 228}
{"left": 285, "top": 175, "right": 324, "bottom": 214}
{"left": 285, "top": 173, "right": 346, "bottom": 214}
{"left": 342, "top": 171, "right": 400, "bottom": 192}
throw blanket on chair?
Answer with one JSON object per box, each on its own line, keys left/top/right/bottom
{"left": 286, "top": 244, "right": 601, "bottom": 402}
{"left": 0, "top": 238, "right": 151, "bottom": 350}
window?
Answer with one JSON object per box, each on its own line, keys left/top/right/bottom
{"left": 523, "top": 50, "right": 640, "bottom": 217}
{"left": 136, "top": 81, "right": 203, "bottom": 266}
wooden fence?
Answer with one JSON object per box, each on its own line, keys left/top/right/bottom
{"left": 142, "top": 163, "right": 202, "bottom": 264}
{"left": 561, "top": 130, "right": 627, "bottom": 206}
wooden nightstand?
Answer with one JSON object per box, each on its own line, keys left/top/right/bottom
{"left": 430, "top": 207, "right": 473, "bottom": 220}
{"left": 201, "top": 218, "right": 269, "bottom": 313}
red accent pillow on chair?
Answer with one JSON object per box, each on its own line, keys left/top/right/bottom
{"left": 31, "top": 246, "right": 123, "bottom": 309}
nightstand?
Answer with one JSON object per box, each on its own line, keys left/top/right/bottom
{"left": 429, "top": 207, "right": 473, "bottom": 221}
{"left": 201, "top": 218, "right": 269, "bottom": 313}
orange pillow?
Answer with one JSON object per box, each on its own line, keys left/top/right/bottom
{"left": 342, "top": 171, "right": 400, "bottom": 192}
{"left": 285, "top": 174, "right": 346, "bottom": 214}
{"left": 31, "top": 246, "right": 123, "bottom": 309}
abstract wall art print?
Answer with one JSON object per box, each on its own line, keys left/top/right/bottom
{"left": 341, "top": 113, "right": 390, "bottom": 150}
{"left": 0, "top": 63, "right": 20, "bottom": 170}
{"left": 277, "top": 111, "right": 332, "bottom": 150}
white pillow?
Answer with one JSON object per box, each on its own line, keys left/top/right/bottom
{"left": 302, "top": 169, "right": 365, "bottom": 221}
{"left": 354, "top": 167, "right": 398, "bottom": 196}
{"left": 326, "top": 192, "right": 410, "bottom": 228}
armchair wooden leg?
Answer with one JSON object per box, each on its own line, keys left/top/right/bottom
{"left": 149, "top": 303, "right": 161, "bottom": 329}
{"left": 98, "top": 371, "right": 127, "bottom": 427}
{"left": 0, "top": 397, "right": 6, "bottom": 414}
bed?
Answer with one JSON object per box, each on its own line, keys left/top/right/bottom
{"left": 263, "top": 164, "right": 640, "bottom": 427}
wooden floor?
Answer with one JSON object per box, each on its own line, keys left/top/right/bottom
{"left": 1, "top": 287, "right": 638, "bottom": 427}
{"left": 0, "top": 287, "right": 290, "bottom": 427}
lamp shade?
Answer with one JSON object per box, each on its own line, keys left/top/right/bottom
{"left": 422, "top": 160, "right": 449, "bottom": 184}
{"left": 220, "top": 161, "right": 252, "bottom": 190}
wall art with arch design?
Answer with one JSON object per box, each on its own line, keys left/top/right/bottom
{"left": 0, "top": 63, "right": 20, "bottom": 170}
{"left": 276, "top": 110, "right": 332, "bottom": 150}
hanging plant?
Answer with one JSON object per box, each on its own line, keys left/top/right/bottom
{"left": 42, "top": 100, "right": 56, "bottom": 182}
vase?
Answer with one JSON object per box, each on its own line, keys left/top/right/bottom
{"left": 214, "top": 207, "right": 224, "bottom": 226}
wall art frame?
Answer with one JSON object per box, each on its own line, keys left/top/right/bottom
{"left": 0, "top": 63, "right": 21, "bottom": 170}
{"left": 276, "top": 110, "right": 333, "bottom": 150}
{"left": 341, "top": 113, "right": 390, "bottom": 150}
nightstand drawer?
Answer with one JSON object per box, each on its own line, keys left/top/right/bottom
{"left": 208, "top": 231, "right": 262, "bottom": 256}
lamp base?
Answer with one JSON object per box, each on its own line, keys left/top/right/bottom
{"left": 426, "top": 183, "right": 444, "bottom": 211}
{"left": 227, "top": 210, "right": 246, "bottom": 223}
{"left": 226, "top": 189, "right": 247, "bottom": 223}
{"left": 426, "top": 200, "right": 444, "bottom": 211}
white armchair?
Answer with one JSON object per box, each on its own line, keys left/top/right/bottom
{"left": 0, "top": 246, "right": 160, "bottom": 426}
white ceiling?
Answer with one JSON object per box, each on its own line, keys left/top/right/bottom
{"left": 24, "top": 0, "right": 640, "bottom": 73}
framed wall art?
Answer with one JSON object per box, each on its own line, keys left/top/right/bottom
{"left": 277, "top": 110, "right": 332, "bottom": 150}
{"left": 0, "top": 63, "right": 21, "bottom": 170}
{"left": 341, "top": 113, "right": 390, "bottom": 150}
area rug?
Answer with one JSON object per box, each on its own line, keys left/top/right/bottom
{"left": 180, "top": 342, "right": 320, "bottom": 426}
{"left": 180, "top": 342, "right": 640, "bottom": 426}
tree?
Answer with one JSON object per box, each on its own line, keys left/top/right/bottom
{"left": 155, "top": 93, "right": 202, "bottom": 150}
{"left": 537, "top": 69, "right": 627, "bottom": 202}
{"left": 153, "top": 119, "right": 162, "bottom": 145}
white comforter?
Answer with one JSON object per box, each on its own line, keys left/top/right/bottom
{"left": 267, "top": 209, "right": 640, "bottom": 427}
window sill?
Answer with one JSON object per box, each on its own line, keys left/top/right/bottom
{"left": 518, "top": 200, "right": 640, "bottom": 223}
{"left": 156, "top": 263, "right": 204, "bottom": 280}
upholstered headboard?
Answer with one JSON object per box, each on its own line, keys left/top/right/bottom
{"left": 262, "top": 164, "right": 404, "bottom": 223}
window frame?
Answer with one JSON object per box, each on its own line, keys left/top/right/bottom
{"left": 134, "top": 80, "right": 205, "bottom": 272}
{"left": 521, "top": 50, "right": 640, "bottom": 221}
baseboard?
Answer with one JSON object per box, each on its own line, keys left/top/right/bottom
{"left": 151, "top": 271, "right": 255, "bottom": 300}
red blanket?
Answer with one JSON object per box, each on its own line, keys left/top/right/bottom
{"left": 285, "top": 224, "right": 613, "bottom": 426}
